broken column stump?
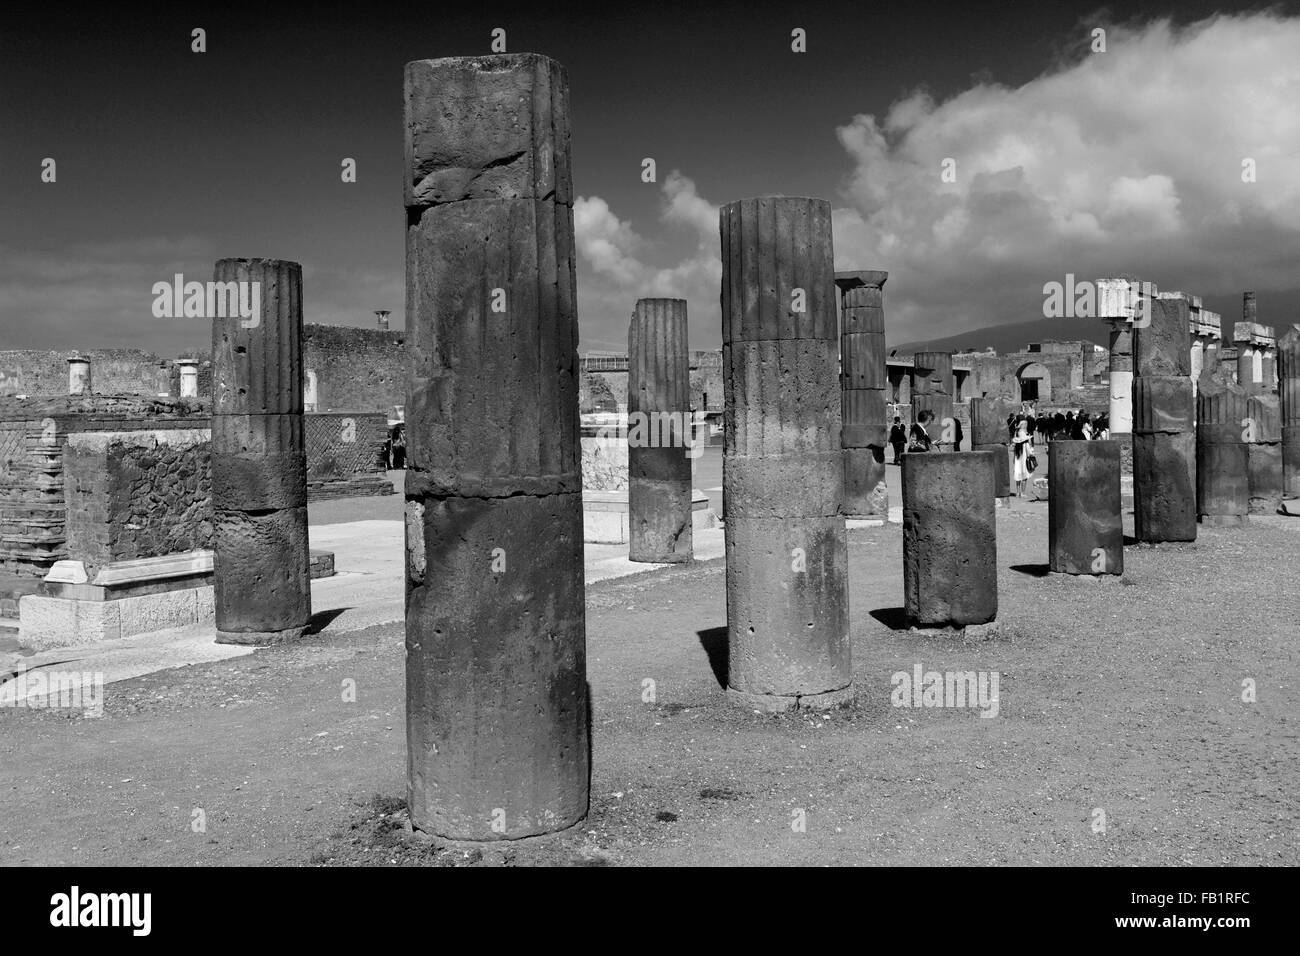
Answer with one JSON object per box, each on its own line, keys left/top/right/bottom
{"left": 1246, "top": 394, "right": 1283, "bottom": 514}
{"left": 970, "top": 397, "right": 1012, "bottom": 498}
{"left": 628, "top": 298, "right": 692, "bottom": 563}
{"left": 403, "top": 53, "right": 588, "bottom": 840}
{"left": 210, "top": 257, "right": 311, "bottom": 645}
{"left": 835, "top": 271, "right": 889, "bottom": 518}
{"left": 1048, "top": 440, "right": 1122, "bottom": 575}
{"left": 1196, "top": 378, "right": 1250, "bottom": 526}
{"left": 1131, "top": 296, "right": 1196, "bottom": 542}
{"left": 720, "top": 196, "right": 851, "bottom": 712}
{"left": 902, "top": 451, "right": 997, "bottom": 626}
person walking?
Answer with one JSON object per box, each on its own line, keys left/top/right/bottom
{"left": 1012, "top": 415, "right": 1035, "bottom": 496}
{"left": 889, "top": 416, "right": 907, "bottom": 464}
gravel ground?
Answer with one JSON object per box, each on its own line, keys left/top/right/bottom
{"left": 1, "top": 502, "right": 1296, "bottom": 866}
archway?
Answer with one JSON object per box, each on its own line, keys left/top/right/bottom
{"left": 1016, "top": 362, "right": 1051, "bottom": 404}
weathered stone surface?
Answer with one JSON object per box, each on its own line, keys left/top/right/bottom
{"left": 211, "top": 259, "right": 304, "bottom": 417}
{"left": 721, "top": 196, "right": 849, "bottom": 707}
{"left": 973, "top": 443, "right": 1011, "bottom": 497}
{"left": 720, "top": 197, "right": 836, "bottom": 343}
{"left": 405, "top": 198, "right": 578, "bottom": 497}
{"left": 902, "top": 452, "right": 996, "bottom": 626}
{"left": 1135, "top": 296, "right": 1192, "bottom": 377}
{"left": 843, "top": 446, "right": 888, "bottom": 518}
{"left": 629, "top": 478, "right": 692, "bottom": 563}
{"left": 1196, "top": 379, "right": 1250, "bottom": 525}
{"left": 404, "top": 53, "right": 586, "bottom": 840}
{"left": 212, "top": 506, "right": 311, "bottom": 635}
{"left": 404, "top": 54, "right": 570, "bottom": 209}
{"left": 911, "top": 351, "right": 954, "bottom": 435}
{"left": 1131, "top": 373, "right": 1196, "bottom": 542}
{"left": 725, "top": 515, "right": 850, "bottom": 697}
{"left": 970, "top": 397, "right": 1011, "bottom": 496}
{"left": 405, "top": 492, "right": 587, "bottom": 839}
{"left": 841, "top": 389, "right": 887, "bottom": 449}
{"left": 1048, "top": 441, "right": 1122, "bottom": 574}
{"left": 1132, "top": 432, "right": 1197, "bottom": 541}
{"left": 1248, "top": 443, "right": 1283, "bottom": 514}
{"left": 628, "top": 298, "right": 692, "bottom": 563}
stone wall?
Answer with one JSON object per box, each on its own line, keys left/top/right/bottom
{"left": 304, "top": 412, "right": 393, "bottom": 499}
{"left": 0, "top": 396, "right": 210, "bottom": 580}
{"left": 63, "top": 430, "right": 213, "bottom": 575}
{"left": 304, "top": 324, "right": 407, "bottom": 416}
{"left": 580, "top": 426, "right": 628, "bottom": 491}
{"left": 0, "top": 349, "right": 175, "bottom": 398}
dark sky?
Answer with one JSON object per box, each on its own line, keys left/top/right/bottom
{"left": 1, "top": 0, "right": 1294, "bottom": 355}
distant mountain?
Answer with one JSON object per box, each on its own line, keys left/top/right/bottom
{"left": 889, "top": 315, "right": 1112, "bottom": 356}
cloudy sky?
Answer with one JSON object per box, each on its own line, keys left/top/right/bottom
{"left": 2, "top": 0, "right": 1297, "bottom": 356}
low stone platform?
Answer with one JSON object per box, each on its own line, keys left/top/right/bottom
{"left": 309, "top": 548, "right": 335, "bottom": 579}
{"left": 583, "top": 489, "right": 717, "bottom": 545}
{"left": 19, "top": 551, "right": 215, "bottom": 651}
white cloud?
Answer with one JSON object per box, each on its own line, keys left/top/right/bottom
{"left": 832, "top": 12, "right": 1300, "bottom": 341}
{"left": 575, "top": 172, "right": 721, "bottom": 351}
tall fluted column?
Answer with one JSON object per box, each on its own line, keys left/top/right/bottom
{"left": 835, "top": 270, "right": 889, "bottom": 518}
{"left": 721, "top": 196, "right": 851, "bottom": 712}
{"left": 210, "top": 257, "right": 311, "bottom": 644}
{"left": 403, "top": 54, "right": 588, "bottom": 840}
{"left": 628, "top": 298, "right": 692, "bottom": 563}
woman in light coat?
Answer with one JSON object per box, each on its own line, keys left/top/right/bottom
{"left": 1012, "top": 416, "right": 1034, "bottom": 496}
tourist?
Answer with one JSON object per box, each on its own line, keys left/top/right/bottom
{"left": 1095, "top": 414, "right": 1110, "bottom": 440}
{"left": 1012, "top": 415, "right": 1035, "bottom": 496}
{"left": 1079, "top": 412, "right": 1094, "bottom": 440}
{"left": 908, "top": 410, "right": 935, "bottom": 452}
{"left": 889, "top": 416, "right": 907, "bottom": 464}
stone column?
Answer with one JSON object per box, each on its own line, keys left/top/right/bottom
{"left": 177, "top": 359, "right": 199, "bottom": 398}
{"left": 1278, "top": 325, "right": 1300, "bottom": 496}
{"left": 1190, "top": 336, "right": 1206, "bottom": 398}
{"left": 721, "top": 195, "right": 851, "bottom": 712}
{"left": 403, "top": 54, "right": 588, "bottom": 839}
{"left": 67, "top": 357, "right": 90, "bottom": 396}
{"left": 911, "top": 351, "right": 954, "bottom": 447}
{"left": 1261, "top": 349, "right": 1277, "bottom": 392}
{"left": 1196, "top": 378, "right": 1250, "bottom": 525}
{"left": 970, "top": 397, "right": 1011, "bottom": 497}
{"left": 902, "top": 451, "right": 997, "bottom": 626}
{"left": 1236, "top": 342, "right": 1256, "bottom": 392}
{"left": 1247, "top": 394, "right": 1283, "bottom": 514}
{"left": 628, "top": 297, "right": 692, "bottom": 563}
{"left": 210, "top": 257, "right": 311, "bottom": 644}
{"left": 1131, "top": 296, "right": 1196, "bottom": 542}
{"left": 1048, "top": 441, "right": 1122, "bottom": 575}
{"left": 835, "top": 270, "right": 888, "bottom": 518}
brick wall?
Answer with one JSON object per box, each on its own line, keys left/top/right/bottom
{"left": 0, "top": 349, "right": 174, "bottom": 398}
{"left": 304, "top": 325, "right": 407, "bottom": 416}
{"left": 304, "top": 412, "right": 393, "bottom": 499}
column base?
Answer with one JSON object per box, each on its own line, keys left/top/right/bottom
{"left": 1198, "top": 514, "right": 1249, "bottom": 527}
{"left": 725, "top": 683, "right": 855, "bottom": 713}
{"left": 215, "top": 625, "right": 307, "bottom": 646}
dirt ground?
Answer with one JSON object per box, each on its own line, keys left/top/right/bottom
{"left": 1, "top": 502, "right": 1296, "bottom": 867}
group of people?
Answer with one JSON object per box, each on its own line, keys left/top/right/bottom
{"left": 885, "top": 408, "right": 1112, "bottom": 498}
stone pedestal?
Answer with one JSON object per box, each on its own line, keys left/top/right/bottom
{"left": 1196, "top": 379, "right": 1250, "bottom": 526}
{"left": 210, "top": 258, "right": 311, "bottom": 644}
{"left": 836, "top": 271, "right": 889, "bottom": 517}
{"left": 403, "top": 53, "right": 588, "bottom": 840}
{"left": 1048, "top": 441, "right": 1122, "bottom": 574}
{"left": 901, "top": 451, "right": 997, "bottom": 626}
{"left": 628, "top": 298, "right": 692, "bottom": 563}
{"left": 721, "top": 196, "right": 851, "bottom": 712}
